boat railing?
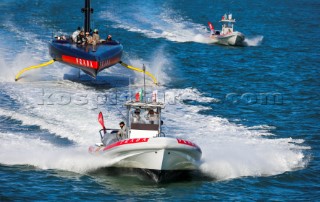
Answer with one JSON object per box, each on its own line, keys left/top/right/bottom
{"left": 220, "top": 19, "right": 236, "bottom": 23}
{"left": 100, "top": 40, "right": 121, "bottom": 45}
{"left": 53, "top": 38, "right": 71, "bottom": 44}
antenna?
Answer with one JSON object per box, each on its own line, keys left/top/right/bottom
{"left": 143, "top": 64, "right": 146, "bottom": 102}
{"left": 129, "top": 76, "right": 132, "bottom": 101}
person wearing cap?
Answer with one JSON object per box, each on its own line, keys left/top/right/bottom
{"left": 76, "top": 30, "right": 86, "bottom": 45}
{"left": 92, "top": 29, "right": 100, "bottom": 45}
{"left": 132, "top": 109, "right": 141, "bottom": 123}
{"left": 146, "top": 109, "right": 158, "bottom": 124}
{"left": 85, "top": 31, "right": 93, "bottom": 44}
{"left": 117, "top": 121, "right": 127, "bottom": 139}
{"left": 72, "top": 26, "right": 81, "bottom": 42}
{"left": 106, "top": 35, "right": 112, "bottom": 42}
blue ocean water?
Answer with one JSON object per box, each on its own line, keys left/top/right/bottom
{"left": 0, "top": 0, "right": 319, "bottom": 201}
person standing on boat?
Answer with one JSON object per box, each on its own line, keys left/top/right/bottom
{"left": 72, "top": 26, "right": 81, "bottom": 42}
{"left": 132, "top": 109, "right": 141, "bottom": 123}
{"left": 147, "top": 109, "right": 158, "bottom": 124}
{"left": 92, "top": 29, "right": 100, "bottom": 45}
{"left": 85, "top": 32, "right": 93, "bottom": 44}
{"left": 106, "top": 35, "right": 112, "bottom": 42}
{"left": 76, "top": 30, "right": 86, "bottom": 45}
{"left": 117, "top": 121, "right": 127, "bottom": 139}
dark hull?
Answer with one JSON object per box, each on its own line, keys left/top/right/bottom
{"left": 141, "top": 169, "right": 199, "bottom": 183}
{"left": 49, "top": 39, "right": 123, "bottom": 78}
{"left": 91, "top": 167, "right": 201, "bottom": 183}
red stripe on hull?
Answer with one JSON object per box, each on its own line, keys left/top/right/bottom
{"left": 99, "top": 56, "right": 121, "bottom": 69}
{"left": 103, "top": 138, "right": 149, "bottom": 151}
{"left": 177, "top": 138, "right": 199, "bottom": 148}
{"left": 62, "top": 55, "right": 99, "bottom": 69}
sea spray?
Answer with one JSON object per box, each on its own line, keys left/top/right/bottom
{"left": 244, "top": 35, "right": 264, "bottom": 46}
{"left": 162, "top": 88, "right": 309, "bottom": 180}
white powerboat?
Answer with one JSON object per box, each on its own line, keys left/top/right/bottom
{"left": 89, "top": 93, "right": 202, "bottom": 182}
{"left": 208, "top": 13, "right": 245, "bottom": 46}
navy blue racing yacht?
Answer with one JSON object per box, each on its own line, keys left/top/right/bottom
{"left": 49, "top": 0, "right": 123, "bottom": 78}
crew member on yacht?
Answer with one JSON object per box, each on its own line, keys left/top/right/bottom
{"left": 76, "top": 30, "right": 86, "bottom": 45}
{"left": 92, "top": 29, "right": 100, "bottom": 45}
{"left": 72, "top": 26, "right": 81, "bottom": 42}
{"left": 85, "top": 32, "right": 93, "bottom": 44}
{"left": 106, "top": 35, "right": 112, "bottom": 42}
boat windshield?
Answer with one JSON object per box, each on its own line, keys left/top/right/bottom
{"left": 222, "top": 22, "right": 233, "bottom": 28}
{"left": 125, "top": 101, "right": 164, "bottom": 138}
{"left": 130, "top": 107, "right": 160, "bottom": 130}
{"left": 128, "top": 106, "right": 161, "bottom": 138}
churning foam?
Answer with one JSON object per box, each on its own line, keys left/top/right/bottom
{"left": 0, "top": 50, "right": 39, "bottom": 82}
{"left": 244, "top": 35, "right": 264, "bottom": 46}
{"left": 0, "top": 82, "right": 309, "bottom": 180}
{"left": 0, "top": 132, "right": 118, "bottom": 173}
{"left": 119, "top": 46, "right": 171, "bottom": 86}
{"left": 102, "top": 6, "right": 264, "bottom": 46}
{"left": 163, "top": 88, "right": 309, "bottom": 180}
{"left": 101, "top": 7, "right": 211, "bottom": 43}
